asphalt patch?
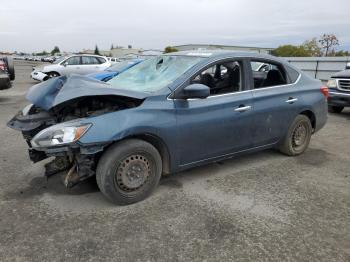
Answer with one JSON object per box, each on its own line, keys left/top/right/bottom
{"left": 160, "top": 177, "right": 183, "bottom": 188}
{"left": 296, "top": 148, "right": 330, "bottom": 166}
{"left": 4, "top": 173, "right": 99, "bottom": 201}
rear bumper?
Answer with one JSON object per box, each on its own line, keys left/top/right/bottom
{"left": 328, "top": 89, "right": 350, "bottom": 107}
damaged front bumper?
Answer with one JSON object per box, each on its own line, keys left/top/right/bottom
{"left": 7, "top": 108, "right": 109, "bottom": 188}
{"left": 30, "top": 71, "right": 48, "bottom": 81}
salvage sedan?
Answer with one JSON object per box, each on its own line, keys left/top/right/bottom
{"left": 7, "top": 51, "right": 328, "bottom": 205}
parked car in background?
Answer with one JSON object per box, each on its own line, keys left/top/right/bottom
{"left": 31, "top": 54, "right": 111, "bottom": 81}
{"left": 41, "top": 56, "right": 56, "bottom": 63}
{"left": 327, "top": 68, "right": 350, "bottom": 113}
{"left": 87, "top": 59, "right": 143, "bottom": 81}
{"left": 0, "top": 57, "right": 15, "bottom": 90}
{"left": 8, "top": 51, "right": 328, "bottom": 205}
{"left": 107, "top": 57, "right": 120, "bottom": 64}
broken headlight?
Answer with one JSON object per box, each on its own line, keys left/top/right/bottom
{"left": 22, "top": 104, "right": 33, "bottom": 116}
{"left": 31, "top": 122, "right": 91, "bottom": 148}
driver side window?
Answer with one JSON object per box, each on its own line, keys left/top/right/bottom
{"left": 191, "top": 60, "right": 242, "bottom": 96}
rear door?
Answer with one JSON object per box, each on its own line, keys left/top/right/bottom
{"left": 81, "top": 56, "right": 106, "bottom": 74}
{"left": 175, "top": 58, "right": 255, "bottom": 166}
{"left": 248, "top": 59, "right": 301, "bottom": 146}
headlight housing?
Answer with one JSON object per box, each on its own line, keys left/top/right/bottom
{"left": 22, "top": 104, "right": 33, "bottom": 116}
{"left": 327, "top": 79, "right": 337, "bottom": 88}
{"left": 31, "top": 122, "right": 91, "bottom": 148}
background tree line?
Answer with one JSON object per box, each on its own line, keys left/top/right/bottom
{"left": 272, "top": 34, "right": 349, "bottom": 57}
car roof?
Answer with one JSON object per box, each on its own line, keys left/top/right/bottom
{"left": 71, "top": 54, "right": 107, "bottom": 58}
{"left": 164, "top": 49, "right": 286, "bottom": 64}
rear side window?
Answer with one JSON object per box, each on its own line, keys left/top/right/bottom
{"left": 96, "top": 57, "right": 106, "bottom": 64}
{"left": 250, "top": 60, "right": 287, "bottom": 88}
{"left": 285, "top": 65, "right": 300, "bottom": 83}
{"left": 82, "top": 56, "right": 101, "bottom": 65}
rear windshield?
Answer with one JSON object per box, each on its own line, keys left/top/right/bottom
{"left": 107, "top": 55, "right": 204, "bottom": 92}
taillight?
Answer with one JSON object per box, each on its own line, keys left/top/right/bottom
{"left": 0, "top": 61, "right": 5, "bottom": 71}
{"left": 320, "top": 86, "right": 329, "bottom": 98}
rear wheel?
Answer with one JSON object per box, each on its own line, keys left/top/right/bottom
{"left": 96, "top": 139, "right": 162, "bottom": 205}
{"left": 328, "top": 105, "right": 344, "bottom": 113}
{"left": 279, "top": 115, "right": 312, "bottom": 156}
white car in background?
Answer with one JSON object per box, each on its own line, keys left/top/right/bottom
{"left": 31, "top": 54, "right": 111, "bottom": 81}
{"left": 107, "top": 57, "right": 120, "bottom": 64}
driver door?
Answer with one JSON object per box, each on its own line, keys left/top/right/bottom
{"left": 174, "top": 59, "right": 254, "bottom": 166}
{"left": 60, "top": 56, "right": 82, "bottom": 75}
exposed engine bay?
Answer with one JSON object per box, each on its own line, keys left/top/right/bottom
{"left": 8, "top": 95, "right": 143, "bottom": 187}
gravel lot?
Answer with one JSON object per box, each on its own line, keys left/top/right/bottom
{"left": 0, "top": 61, "right": 349, "bottom": 262}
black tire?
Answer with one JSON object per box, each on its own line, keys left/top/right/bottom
{"left": 279, "top": 115, "right": 312, "bottom": 156}
{"left": 46, "top": 72, "right": 60, "bottom": 80}
{"left": 328, "top": 105, "right": 344, "bottom": 113}
{"left": 4, "top": 57, "right": 15, "bottom": 80}
{"left": 96, "top": 139, "right": 162, "bottom": 205}
{"left": 0, "top": 74, "right": 11, "bottom": 90}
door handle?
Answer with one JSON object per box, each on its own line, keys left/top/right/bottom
{"left": 234, "top": 105, "right": 252, "bottom": 112}
{"left": 285, "top": 97, "right": 298, "bottom": 104}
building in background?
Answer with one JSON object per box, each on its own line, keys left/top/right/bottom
{"left": 172, "top": 44, "right": 274, "bottom": 54}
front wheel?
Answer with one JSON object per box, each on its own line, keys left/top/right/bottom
{"left": 45, "top": 72, "right": 60, "bottom": 80}
{"left": 328, "top": 105, "right": 344, "bottom": 113}
{"left": 278, "top": 115, "right": 312, "bottom": 156}
{"left": 96, "top": 139, "right": 162, "bottom": 205}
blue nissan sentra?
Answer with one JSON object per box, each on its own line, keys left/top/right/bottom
{"left": 87, "top": 59, "right": 143, "bottom": 81}
{"left": 8, "top": 50, "right": 328, "bottom": 205}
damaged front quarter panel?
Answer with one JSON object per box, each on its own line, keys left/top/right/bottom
{"left": 7, "top": 75, "right": 146, "bottom": 188}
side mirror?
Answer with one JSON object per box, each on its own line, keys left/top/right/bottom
{"left": 62, "top": 62, "right": 68, "bottom": 67}
{"left": 177, "top": 84, "right": 210, "bottom": 99}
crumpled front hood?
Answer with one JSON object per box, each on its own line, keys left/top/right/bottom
{"left": 26, "top": 75, "right": 149, "bottom": 110}
{"left": 332, "top": 69, "right": 350, "bottom": 78}
{"left": 86, "top": 71, "right": 118, "bottom": 81}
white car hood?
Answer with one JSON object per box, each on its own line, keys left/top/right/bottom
{"left": 33, "top": 63, "right": 52, "bottom": 72}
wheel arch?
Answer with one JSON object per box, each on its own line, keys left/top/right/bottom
{"left": 47, "top": 71, "right": 61, "bottom": 76}
{"left": 299, "top": 109, "right": 316, "bottom": 131}
{"left": 43, "top": 71, "right": 61, "bottom": 81}
{"left": 106, "top": 133, "right": 172, "bottom": 175}
{"left": 130, "top": 133, "right": 171, "bottom": 175}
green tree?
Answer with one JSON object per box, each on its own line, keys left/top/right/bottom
{"left": 111, "top": 44, "right": 114, "bottom": 50}
{"left": 34, "top": 50, "right": 49, "bottom": 56}
{"left": 271, "top": 45, "right": 309, "bottom": 57}
{"left": 333, "top": 50, "right": 350, "bottom": 56}
{"left": 319, "top": 34, "right": 339, "bottom": 56}
{"left": 94, "top": 45, "right": 100, "bottom": 55}
{"left": 50, "top": 46, "right": 60, "bottom": 55}
{"left": 301, "top": 38, "right": 322, "bottom": 57}
{"left": 164, "top": 46, "right": 179, "bottom": 53}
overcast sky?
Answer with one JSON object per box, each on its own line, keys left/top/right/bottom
{"left": 1, "top": 0, "right": 350, "bottom": 53}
